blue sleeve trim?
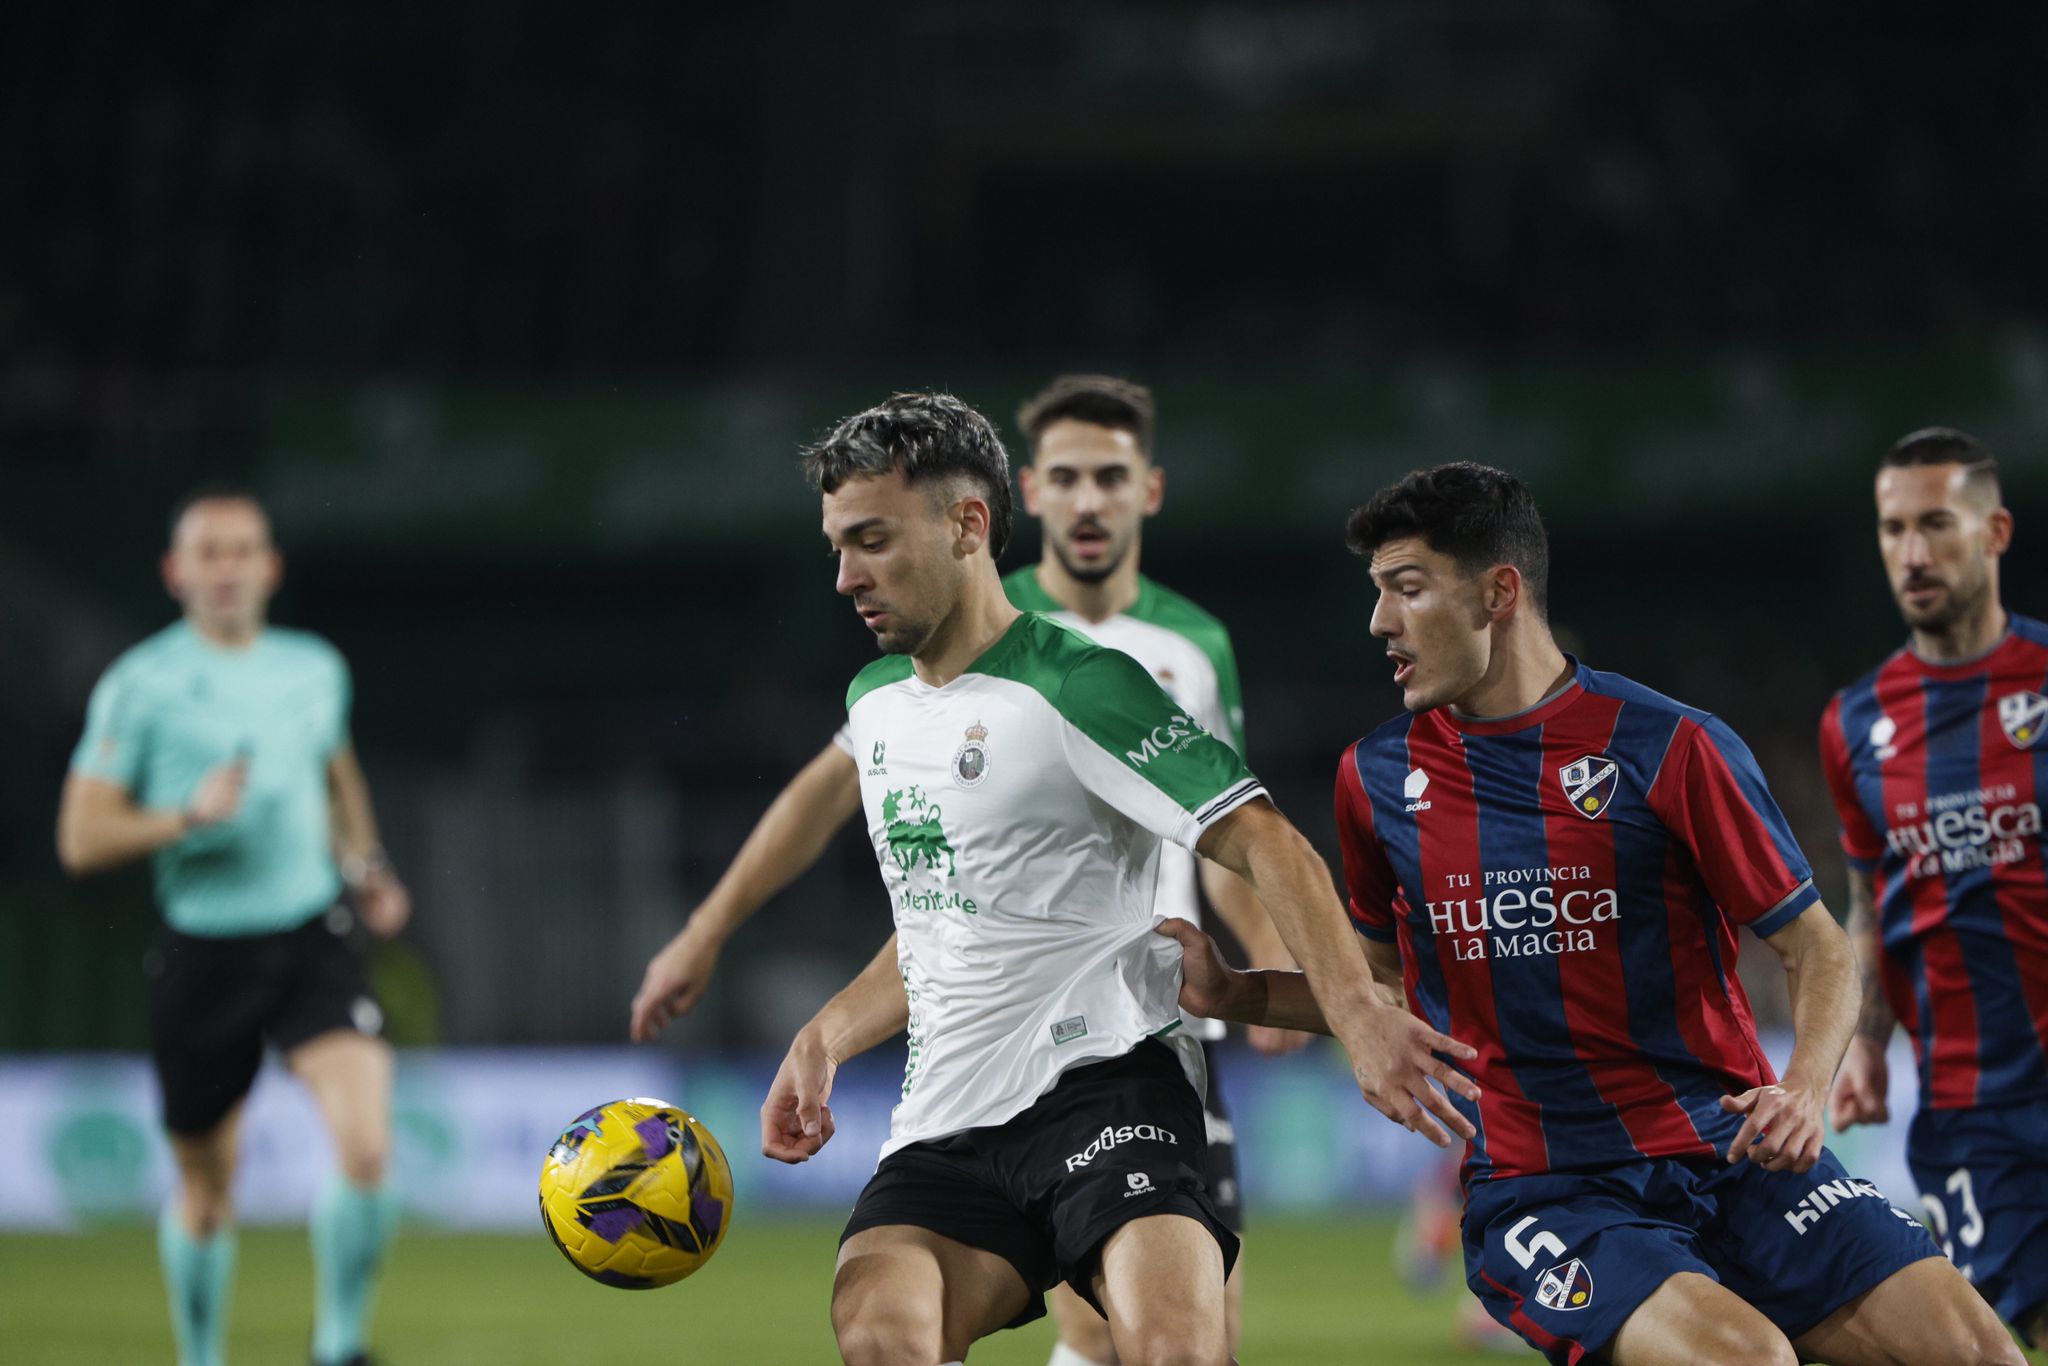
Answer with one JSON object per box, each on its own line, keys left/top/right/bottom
{"left": 1351, "top": 915, "right": 1398, "bottom": 943}
{"left": 1751, "top": 880, "right": 1822, "bottom": 938}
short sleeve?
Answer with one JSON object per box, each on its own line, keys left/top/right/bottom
{"left": 1052, "top": 646, "right": 1265, "bottom": 852}
{"left": 1334, "top": 746, "right": 1400, "bottom": 941}
{"left": 831, "top": 725, "right": 855, "bottom": 758}
{"left": 1819, "top": 696, "right": 1883, "bottom": 873}
{"left": 1651, "top": 716, "right": 1820, "bottom": 937}
{"left": 70, "top": 665, "right": 149, "bottom": 792}
{"left": 328, "top": 648, "right": 354, "bottom": 756}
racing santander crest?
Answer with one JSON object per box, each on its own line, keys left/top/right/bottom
{"left": 953, "top": 720, "right": 991, "bottom": 788}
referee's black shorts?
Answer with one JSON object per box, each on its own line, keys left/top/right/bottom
{"left": 147, "top": 905, "right": 383, "bottom": 1136}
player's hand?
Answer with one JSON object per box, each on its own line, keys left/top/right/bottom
{"left": 761, "top": 1029, "right": 837, "bottom": 1164}
{"left": 1827, "top": 1035, "right": 1890, "bottom": 1130}
{"left": 629, "top": 921, "right": 724, "bottom": 1043}
{"left": 1340, "top": 1003, "right": 1480, "bottom": 1150}
{"left": 1247, "top": 1024, "right": 1313, "bottom": 1056}
{"left": 1156, "top": 917, "right": 1244, "bottom": 1020}
{"left": 184, "top": 756, "right": 247, "bottom": 828}
{"left": 1722, "top": 1082, "right": 1825, "bottom": 1173}
{"left": 355, "top": 869, "right": 411, "bottom": 939}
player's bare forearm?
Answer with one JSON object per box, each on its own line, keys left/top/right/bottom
{"left": 1765, "top": 902, "right": 1860, "bottom": 1098}
{"left": 55, "top": 774, "right": 189, "bottom": 875}
{"left": 694, "top": 744, "right": 861, "bottom": 945}
{"left": 1843, "top": 867, "right": 1896, "bottom": 1042}
{"left": 326, "top": 743, "right": 384, "bottom": 863}
{"left": 1197, "top": 798, "right": 1380, "bottom": 1034}
{"left": 800, "top": 933, "right": 910, "bottom": 1065}
{"left": 1197, "top": 857, "right": 1295, "bottom": 969}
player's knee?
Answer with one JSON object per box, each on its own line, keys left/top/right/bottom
{"left": 832, "top": 1304, "right": 943, "bottom": 1366}
{"left": 1695, "top": 1321, "right": 1796, "bottom": 1366}
{"left": 1113, "top": 1319, "right": 1227, "bottom": 1366}
{"left": 1952, "top": 1325, "right": 2028, "bottom": 1366}
{"left": 337, "top": 1134, "right": 390, "bottom": 1188}
{"left": 177, "top": 1183, "right": 234, "bottom": 1238}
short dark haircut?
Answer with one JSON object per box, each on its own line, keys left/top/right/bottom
{"left": 1016, "top": 374, "right": 1155, "bottom": 459}
{"left": 801, "top": 392, "right": 1014, "bottom": 560}
{"left": 1880, "top": 426, "right": 2002, "bottom": 503}
{"left": 1345, "top": 462, "right": 1550, "bottom": 615}
{"left": 168, "top": 482, "right": 269, "bottom": 543}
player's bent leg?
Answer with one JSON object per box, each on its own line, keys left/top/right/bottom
{"left": 1607, "top": 1272, "right": 1796, "bottom": 1366}
{"left": 1090, "top": 1213, "right": 1229, "bottom": 1366}
{"left": 833, "top": 1224, "right": 1033, "bottom": 1366}
{"left": 1050, "top": 1280, "right": 1120, "bottom": 1365}
{"left": 1788, "top": 1256, "right": 2025, "bottom": 1366}
{"left": 1222, "top": 1251, "right": 1243, "bottom": 1357}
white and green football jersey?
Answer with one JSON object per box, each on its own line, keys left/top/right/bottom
{"left": 1004, "top": 567, "right": 1249, "bottom": 1043}
{"left": 843, "top": 612, "right": 1265, "bottom": 1156}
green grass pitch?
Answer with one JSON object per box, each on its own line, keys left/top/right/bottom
{"left": 8, "top": 1215, "right": 2038, "bottom": 1363}
{"left": 6, "top": 1215, "right": 1523, "bottom": 1363}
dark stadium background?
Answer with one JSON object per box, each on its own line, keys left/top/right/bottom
{"left": 6, "top": 3, "right": 2046, "bottom": 1059}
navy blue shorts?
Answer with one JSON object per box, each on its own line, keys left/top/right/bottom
{"left": 1464, "top": 1148, "right": 1942, "bottom": 1365}
{"left": 1909, "top": 1098, "right": 2048, "bottom": 1340}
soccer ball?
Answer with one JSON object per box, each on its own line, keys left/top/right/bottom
{"left": 537, "top": 1097, "right": 734, "bottom": 1289}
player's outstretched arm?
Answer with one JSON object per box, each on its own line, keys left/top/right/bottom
{"left": 1196, "top": 798, "right": 1479, "bottom": 1147}
{"left": 1827, "top": 867, "right": 1895, "bottom": 1129}
{"left": 632, "top": 742, "right": 862, "bottom": 1041}
{"left": 55, "top": 763, "right": 244, "bottom": 876}
{"left": 761, "top": 933, "right": 907, "bottom": 1164}
{"left": 1724, "top": 902, "right": 1857, "bottom": 1174}
{"left": 1196, "top": 858, "right": 1312, "bottom": 1054}
{"left": 328, "top": 743, "right": 411, "bottom": 938}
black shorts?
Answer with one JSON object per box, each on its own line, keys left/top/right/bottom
{"left": 840, "top": 1038, "right": 1240, "bottom": 1330}
{"left": 147, "top": 906, "right": 383, "bottom": 1135}
{"left": 1198, "top": 1040, "right": 1244, "bottom": 1234}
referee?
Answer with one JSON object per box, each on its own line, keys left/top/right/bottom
{"left": 58, "top": 486, "right": 412, "bottom": 1366}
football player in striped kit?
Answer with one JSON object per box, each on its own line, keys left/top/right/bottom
{"left": 1822, "top": 427, "right": 2048, "bottom": 1350}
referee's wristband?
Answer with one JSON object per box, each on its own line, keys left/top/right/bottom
{"left": 339, "top": 848, "right": 392, "bottom": 888}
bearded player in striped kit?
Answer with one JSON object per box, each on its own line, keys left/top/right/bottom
{"left": 1823, "top": 427, "right": 2048, "bottom": 1350}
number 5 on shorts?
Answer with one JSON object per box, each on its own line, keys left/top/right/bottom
{"left": 1505, "top": 1215, "right": 1567, "bottom": 1270}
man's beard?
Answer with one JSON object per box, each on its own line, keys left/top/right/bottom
{"left": 875, "top": 615, "right": 936, "bottom": 656}
{"left": 1898, "top": 570, "right": 1990, "bottom": 634}
{"left": 1050, "top": 533, "right": 1127, "bottom": 585}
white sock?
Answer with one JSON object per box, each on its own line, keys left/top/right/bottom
{"left": 1048, "top": 1345, "right": 1116, "bottom": 1366}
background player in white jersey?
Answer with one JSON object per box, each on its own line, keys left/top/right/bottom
{"left": 56, "top": 489, "right": 412, "bottom": 1366}
{"left": 631, "top": 374, "right": 1307, "bottom": 1363}
{"left": 757, "top": 392, "right": 1476, "bottom": 1365}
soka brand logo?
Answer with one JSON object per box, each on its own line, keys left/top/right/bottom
{"left": 1559, "top": 755, "right": 1619, "bottom": 819}
{"left": 1404, "top": 768, "right": 1431, "bottom": 813}
{"left": 1125, "top": 712, "right": 1205, "bottom": 767}
{"left": 1868, "top": 714, "right": 1898, "bottom": 761}
{"left": 1064, "top": 1119, "right": 1180, "bottom": 1172}
{"left": 2000, "top": 691, "right": 2048, "bottom": 749}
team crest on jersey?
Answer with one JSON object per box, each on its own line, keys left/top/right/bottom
{"left": 953, "top": 720, "right": 991, "bottom": 788}
{"left": 1999, "top": 692, "right": 2048, "bottom": 749}
{"left": 1558, "top": 755, "right": 1619, "bottom": 819}
{"left": 1535, "top": 1258, "right": 1594, "bottom": 1312}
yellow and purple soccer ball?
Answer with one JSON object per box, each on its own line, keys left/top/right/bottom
{"left": 538, "top": 1097, "right": 734, "bottom": 1288}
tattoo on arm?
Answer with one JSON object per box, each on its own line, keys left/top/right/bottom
{"left": 1845, "top": 869, "right": 1896, "bottom": 1042}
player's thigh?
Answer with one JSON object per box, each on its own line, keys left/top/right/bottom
{"left": 1090, "top": 1212, "right": 1228, "bottom": 1366}
{"left": 1050, "top": 1280, "right": 1118, "bottom": 1363}
{"left": 833, "top": 1224, "right": 1031, "bottom": 1363}
{"left": 1607, "top": 1272, "right": 1795, "bottom": 1366}
{"left": 1789, "top": 1255, "right": 2025, "bottom": 1366}
{"left": 285, "top": 1028, "right": 394, "bottom": 1182}
{"left": 167, "top": 1100, "right": 245, "bottom": 1196}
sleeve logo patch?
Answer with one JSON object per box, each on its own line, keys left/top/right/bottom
{"left": 1125, "top": 713, "right": 1206, "bottom": 767}
{"left": 1050, "top": 1015, "right": 1088, "bottom": 1045}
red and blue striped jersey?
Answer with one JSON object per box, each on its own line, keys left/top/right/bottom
{"left": 1820, "top": 615, "right": 2048, "bottom": 1111}
{"left": 1336, "top": 661, "right": 1819, "bottom": 1184}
